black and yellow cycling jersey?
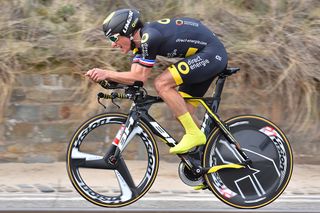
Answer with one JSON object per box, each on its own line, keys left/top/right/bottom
{"left": 133, "top": 17, "right": 228, "bottom": 97}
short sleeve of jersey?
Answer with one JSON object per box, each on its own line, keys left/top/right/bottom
{"left": 133, "top": 27, "right": 163, "bottom": 68}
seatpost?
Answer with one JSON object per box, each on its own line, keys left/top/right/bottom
{"left": 200, "top": 76, "right": 227, "bottom": 137}
{"left": 211, "top": 76, "right": 226, "bottom": 113}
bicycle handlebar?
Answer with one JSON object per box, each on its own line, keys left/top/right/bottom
{"left": 99, "top": 80, "right": 123, "bottom": 90}
{"left": 97, "top": 92, "right": 130, "bottom": 100}
{"left": 99, "top": 80, "right": 144, "bottom": 90}
{"left": 97, "top": 80, "right": 145, "bottom": 108}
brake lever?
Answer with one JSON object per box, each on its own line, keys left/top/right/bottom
{"left": 97, "top": 96, "right": 107, "bottom": 109}
{"left": 97, "top": 95, "right": 120, "bottom": 109}
{"left": 111, "top": 99, "right": 120, "bottom": 109}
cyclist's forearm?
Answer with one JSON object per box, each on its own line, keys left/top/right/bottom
{"left": 107, "top": 70, "right": 148, "bottom": 85}
{"left": 107, "top": 64, "right": 151, "bottom": 85}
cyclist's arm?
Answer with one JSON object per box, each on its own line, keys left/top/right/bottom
{"left": 106, "top": 63, "right": 152, "bottom": 85}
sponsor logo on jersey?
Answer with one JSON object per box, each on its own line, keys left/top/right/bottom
{"left": 176, "top": 19, "right": 184, "bottom": 26}
{"left": 187, "top": 56, "right": 210, "bottom": 70}
{"left": 141, "top": 33, "right": 149, "bottom": 43}
{"left": 141, "top": 43, "right": 149, "bottom": 58}
{"left": 167, "top": 49, "right": 178, "bottom": 58}
{"left": 177, "top": 62, "right": 190, "bottom": 74}
{"left": 184, "top": 20, "right": 199, "bottom": 27}
{"left": 176, "top": 38, "right": 207, "bottom": 46}
{"left": 157, "top": 18, "right": 170, "bottom": 24}
{"left": 215, "top": 55, "right": 222, "bottom": 61}
{"left": 175, "top": 19, "right": 199, "bottom": 27}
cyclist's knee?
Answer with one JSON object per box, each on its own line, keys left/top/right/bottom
{"left": 186, "top": 102, "right": 197, "bottom": 114}
{"left": 154, "top": 77, "right": 167, "bottom": 95}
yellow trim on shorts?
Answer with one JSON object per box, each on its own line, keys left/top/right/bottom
{"left": 168, "top": 65, "right": 183, "bottom": 85}
{"left": 185, "top": 47, "right": 198, "bottom": 57}
{"left": 179, "top": 91, "right": 200, "bottom": 107}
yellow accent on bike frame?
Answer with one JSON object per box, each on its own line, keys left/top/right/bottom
{"left": 207, "top": 164, "right": 245, "bottom": 173}
{"left": 184, "top": 98, "right": 227, "bottom": 131}
{"left": 179, "top": 92, "right": 200, "bottom": 108}
{"left": 168, "top": 65, "right": 183, "bottom": 85}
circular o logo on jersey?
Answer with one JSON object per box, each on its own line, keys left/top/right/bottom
{"left": 141, "top": 33, "right": 149, "bottom": 43}
{"left": 176, "top": 20, "right": 184, "bottom": 26}
{"left": 177, "top": 62, "right": 190, "bottom": 74}
{"left": 157, "top": 18, "right": 170, "bottom": 24}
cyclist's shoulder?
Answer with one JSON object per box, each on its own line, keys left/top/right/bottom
{"left": 144, "top": 17, "right": 202, "bottom": 28}
{"left": 141, "top": 22, "right": 161, "bottom": 34}
{"left": 143, "top": 17, "right": 210, "bottom": 38}
{"left": 140, "top": 17, "right": 201, "bottom": 38}
{"left": 175, "top": 17, "right": 202, "bottom": 23}
{"left": 140, "top": 23, "right": 164, "bottom": 43}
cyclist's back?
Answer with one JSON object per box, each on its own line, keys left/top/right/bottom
{"left": 134, "top": 17, "right": 227, "bottom": 99}
{"left": 138, "top": 17, "right": 224, "bottom": 60}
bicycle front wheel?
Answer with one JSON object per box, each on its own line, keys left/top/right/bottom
{"left": 203, "top": 115, "right": 293, "bottom": 209}
{"left": 66, "top": 113, "right": 159, "bottom": 207}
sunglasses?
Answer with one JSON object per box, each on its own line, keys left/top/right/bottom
{"left": 108, "top": 33, "right": 120, "bottom": 42}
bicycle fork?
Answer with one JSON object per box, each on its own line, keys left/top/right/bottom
{"left": 103, "top": 112, "right": 138, "bottom": 166}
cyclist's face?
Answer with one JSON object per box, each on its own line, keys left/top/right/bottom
{"left": 111, "top": 36, "right": 131, "bottom": 54}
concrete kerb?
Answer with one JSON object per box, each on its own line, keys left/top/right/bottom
{"left": 0, "top": 162, "right": 319, "bottom": 196}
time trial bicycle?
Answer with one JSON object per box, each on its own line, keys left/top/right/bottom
{"left": 66, "top": 67, "right": 293, "bottom": 208}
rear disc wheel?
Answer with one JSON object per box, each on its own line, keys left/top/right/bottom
{"left": 203, "top": 115, "right": 293, "bottom": 209}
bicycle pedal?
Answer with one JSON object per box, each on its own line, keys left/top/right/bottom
{"left": 193, "top": 183, "right": 208, "bottom": 190}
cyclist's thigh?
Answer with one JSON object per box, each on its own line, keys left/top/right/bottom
{"left": 179, "top": 77, "right": 215, "bottom": 97}
{"left": 168, "top": 42, "right": 228, "bottom": 87}
{"left": 171, "top": 43, "right": 227, "bottom": 97}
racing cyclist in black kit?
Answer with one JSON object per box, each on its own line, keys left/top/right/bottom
{"left": 85, "top": 9, "right": 228, "bottom": 154}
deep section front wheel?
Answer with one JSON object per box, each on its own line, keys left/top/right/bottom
{"left": 66, "top": 113, "right": 159, "bottom": 207}
{"left": 203, "top": 115, "right": 293, "bottom": 209}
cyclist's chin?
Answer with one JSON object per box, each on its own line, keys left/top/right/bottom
{"left": 121, "top": 47, "right": 130, "bottom": 54}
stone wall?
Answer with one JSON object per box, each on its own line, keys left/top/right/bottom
{"left": 1, "top": 74, "right": 83, "bottom": 163}
{"left": 1, "top": 73, "right": 319, "bottom": 163}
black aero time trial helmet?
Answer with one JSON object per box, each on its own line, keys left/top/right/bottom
{"left": 102, "top": 9, "right": 143, "bottom": 38}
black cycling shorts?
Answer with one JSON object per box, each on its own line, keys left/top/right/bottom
{"left": 168, "top": 42, "right": 228, "bottom": 97}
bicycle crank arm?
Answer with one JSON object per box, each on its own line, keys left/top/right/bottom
{"left": 206, "top": 164, "right": 245, "bottom": 174}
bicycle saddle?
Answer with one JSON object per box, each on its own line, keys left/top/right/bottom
{"left": 221, "top": 67, "right": 240, "bottom": 76}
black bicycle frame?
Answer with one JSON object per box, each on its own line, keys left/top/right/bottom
{"left": 103, "top": 74, "right": 251, "bottom": 175}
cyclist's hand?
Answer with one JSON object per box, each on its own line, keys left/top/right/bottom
{"left": 85, "top": 68, "right": 109, "bottom": 82}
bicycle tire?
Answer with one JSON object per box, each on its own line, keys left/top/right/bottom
{"left": 66, "top": 113, "right": 159, "bottom": 207}
{"left": 203, "top": 115, "right": 293, "bottom": 209}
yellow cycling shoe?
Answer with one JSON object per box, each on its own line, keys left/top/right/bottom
{"left": 169, "top": 132, "right": 206, "bottom": 154}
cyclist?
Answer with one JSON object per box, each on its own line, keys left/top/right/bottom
{"left": 85, "top": 9, "right": 228, "bottom": 154}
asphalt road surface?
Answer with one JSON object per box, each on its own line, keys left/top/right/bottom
{"left": 0, "top": 192, "right": 319, "bottom": 212}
